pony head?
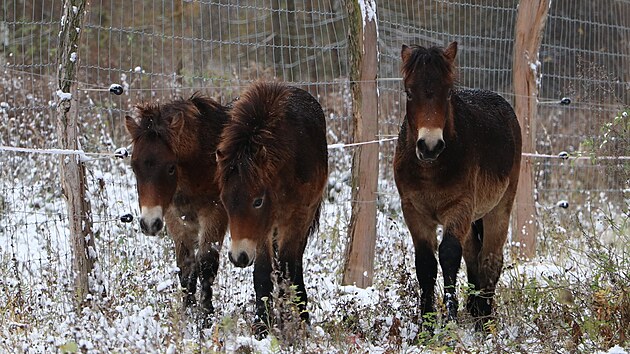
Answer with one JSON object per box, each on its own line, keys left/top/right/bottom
{"left": 125, "top": 102, "right": 191, "bottom": 235}
{"left": 401, "top": 41, "right": 458, "bottom": 161}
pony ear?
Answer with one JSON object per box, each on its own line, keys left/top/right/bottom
{"left": 170, "top": 111, "right": 185, "bottom": 136}
{"left": 125, "top": 115, "right": 141, "bottom": 139}
{"left": 254, "top": 145, "right": 268, "bottom": 162}
{"left": 171, "top": 111, "right": 184, "bottom": 128}
{"left": 444, "top": 41, "right": 458, "bottom": 63}
{"left": 215, "top": 149, "right": 223, "bottom": 162}
{"left": 401, "top": 44, "right": 413, "bottom": 64}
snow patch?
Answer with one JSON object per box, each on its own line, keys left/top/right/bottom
{"left": 156, "top": 279, "right": 172, "bottom": 292}
{"left": 56, "top": 90, "right": 72, "bottom": 101}
{"left": 358, "top": 0, "right": 377, "bottom": 24}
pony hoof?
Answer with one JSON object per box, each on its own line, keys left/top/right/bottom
{"left": 444, "top": 295, "right": 458, "bottom": 322}
{"left": 183, "top": 293, "right": 196, "bottom": 307}
{"left": 474, "top": 316, "right": 496, "bottom": 333}
{"left": 198, "top": 312, "right": 213, "bottom": 329}
{"left": 253, "top": 321, "right": 270, "bottom": 340}
{"left": 419, "top": 315, "right": 437, "bottom": 336}
{"left": 299, "top": 311, "right": 310, "bottom": 324}
{"left": 199, "top": 296, "right": 215, "bottom": 315}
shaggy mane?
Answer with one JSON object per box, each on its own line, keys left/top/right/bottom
{"left": 216, "top": 82, "right": 294, "bottom": 190}
{"left": 401, "top": 45, "right": 456, "bottom": 87}
{"left": 130, "top": 93, "right": 226, "bottom": 157}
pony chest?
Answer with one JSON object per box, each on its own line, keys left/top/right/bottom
{"left": 170, "top": 192, "right": 201, "bottom": 227}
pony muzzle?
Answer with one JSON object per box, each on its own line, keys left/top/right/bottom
{"left": 228, "top": 239, "right": 256, "bottom": 268}
{"left": 139, "top": 206, "right": 164, "bottom": 236}
{"left": 416, "top": 128, "right": 445, "bottom": 161}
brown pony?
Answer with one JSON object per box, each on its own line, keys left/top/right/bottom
{"left": 125, "top": 94, "right": 229, "bottom": 319}
{"left": 394, "top": 42, "right": 522, "bottom": 330}
{"left": 216, "top": 82, "right": 328, "bottom": 336}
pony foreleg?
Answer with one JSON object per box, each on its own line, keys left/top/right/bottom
{"left": 253, "top": 246, "right": 274, "bottom": 339}
{"left": 197, "top": 210, "right": 227, "bottom": 321}
{"left": 277, "top": 252, "right": 309, "bottom": 323}
{"left": 414, "top": 240, "right": 438, "bottom": 328}
{"left": 174, "top": 240, "right": 198, "bottom": 307}
{"left": 197, "top": 245, "right": 220, "bottom": 314}
{"left": 438, "top": 231, "right": 462, "bottom": 322}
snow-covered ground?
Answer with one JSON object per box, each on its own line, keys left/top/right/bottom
{"left": 0, "top": 145, "right": 627, "bottom": 353}
{"left": 1, "top": 122, "right": 628, "bottom": 352}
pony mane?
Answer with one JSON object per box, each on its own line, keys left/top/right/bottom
{"left": 401, "top": 45, "right": 456, "bottom": 87}
{"left": 130, "top": 93, "right": 225, "bottom": 157}
{"left": 217, "top": 82, "right": 294, "bottom": 190}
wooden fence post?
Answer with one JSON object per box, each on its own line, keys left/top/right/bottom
{"left": 342, "top": 0, "right": 379, "bottom": 288}
{"left": 55, "top": 0, "right": 97, "bottom": 306}
{"left": 512, "top": 0, "right": 550, "bottom": 260}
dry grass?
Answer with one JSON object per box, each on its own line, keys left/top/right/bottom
{"left": 1, "top": 66, "right": 628, "bottom": 353}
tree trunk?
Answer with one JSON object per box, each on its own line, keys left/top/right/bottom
{"left": 342, "top": 0, "right": 379, "bottom": 288}
{"left": 512, "top": 0, "right": 550, "bottom": 260}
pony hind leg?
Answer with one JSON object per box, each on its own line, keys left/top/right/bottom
{"left": 438, "top": 230, "right": 463, "bottom": 322}
{"left": 470, "top": 202, "right": 511, "bottom": 331}
{"left": 463, "top": 219, "right": 483, "bottom": 320}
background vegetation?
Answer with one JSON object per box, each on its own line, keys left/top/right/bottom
{"left": 1, "top": 0, "right": 628, "bottom": 352}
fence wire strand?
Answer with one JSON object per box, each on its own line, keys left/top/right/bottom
{"left": 1, "top": 1, "right": 628, "bottom": 335}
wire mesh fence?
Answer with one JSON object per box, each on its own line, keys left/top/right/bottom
{"left": 1, "top": 0, "right": 628, "bottom": 349}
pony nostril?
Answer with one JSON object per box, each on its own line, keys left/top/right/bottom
{"left": 152, "top": 218, "right": 163, "bottom": 232}
{"left": 228, "top": 251, "right": 250, "bottom": 268}
{"left": 139, "top": 219, "right": 148, "bottom": 233}
{"left": 435, "top": 139, "right": 445, "bottom": 153}
{"left": 416, "top": 138, "right": 444, "bottom": 161}
{"left": 417, "top": 139, "right": 428, "bottom": 153}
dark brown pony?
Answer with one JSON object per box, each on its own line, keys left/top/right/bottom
{"left": 216, "top": 82, "right": 328, "bottom": 336}
{"left": 125, "top": 94, "right": 229, "bottom": 319}
{"left": 394, "top": 42, "right": 522, "bottom": 330}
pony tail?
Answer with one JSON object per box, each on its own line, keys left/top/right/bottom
{"left": 307, "top": 198, "right": 323, "bottom": 237}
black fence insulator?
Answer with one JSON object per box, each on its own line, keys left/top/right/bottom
{"left": 109, "top": 84, "right": 124, "bottom": 95}
{"left": 120, "top": 214, "right": 134, "bottom": 223}
{"left": 114, "top": 147, "right": 129, "bottom": 159}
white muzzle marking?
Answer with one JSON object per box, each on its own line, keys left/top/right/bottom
{"left": 417, "top": 127, "right": 444, "bottom": 150}
{"left": 229, "top": 238, "right": 256, "bottom": 267}
{"left": 140, "top": 205, "right": 163, "bottom": 235}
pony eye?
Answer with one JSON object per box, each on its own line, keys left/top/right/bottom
{"left": 253, "top": 198, "right": 264, "bottom": 208}
{"left": 167, "top": 165, "right": 176, "bottom": 175}
{"left": 405, "top": 89, "right": 412, "bottom": 101}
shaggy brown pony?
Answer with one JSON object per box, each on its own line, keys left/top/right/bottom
{"left": 216, "top": 81, "right": 328, "bottom": 337}
{"left": 394, "top": 41, "right": 522, "bottom": 331}
{"left": 125, "top": 94, "right": 228, "bottom": 322}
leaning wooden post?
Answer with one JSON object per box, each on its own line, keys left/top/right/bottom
{"left": 512, "top": 0, "right": 550, "bottom": 260}
{"left": 55, "top": 0, "right": 97, "bottom": 306}
{"left": 342, "top": 0, "right": 379, "bottom": 288}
